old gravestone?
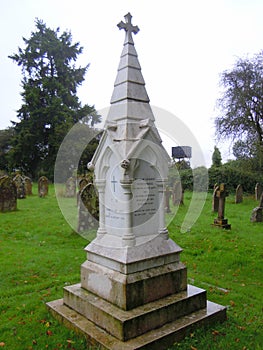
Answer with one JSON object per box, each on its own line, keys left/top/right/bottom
{"left": 13, "top": 174, "right": 26, "bottom": 199}
{"left": 0, "top": 175, "right": 17, "bottom": 212}
{"left": 38, "top": 176, "right": 48, "bottom": 197}
{"left": 24, "top": 176, "right": 33, "bottom": 196}
{"left": 250, "top": 193, "right": 263, "bottom": 222}
{"left": 172, "top": 181, "right": 183, "bottom": 206}
{"left": 255, "top": 183, "right": 262, "bottom": 201}
{"left": 165, "top": 185, "right": 171, "bottom": 213}
{"left": 64, "top": 177, "right": 76, "bottom": 198}
{"left": 77, "top": 182, "right": 99, "bottom": 232}
{"left": 235, "top": 184, "right": 243, "bottom": 204}
{"left": 213, "top": 183, "right": 231, "bottom": 229}
{"left": 212, "top": 184, "right": 219, "bottom": 212}
{"left": 47, "top": 13, "right": 226, "bottom": 349}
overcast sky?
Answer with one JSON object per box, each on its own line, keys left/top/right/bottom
{"left": 1, "top": 0, "right": 263, "bottom": 166}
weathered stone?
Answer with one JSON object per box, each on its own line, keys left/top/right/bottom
{"left": 13, "top": 174, "right": 26, "bottom": 199}
{"left": 250, "top": 193, "right": 263, "bottom": 222}
{"left": 24, "top": 176, "right": 33, "bottom": 195}
{"left": 235, "top": 184, "right": 243, "bottom": 204}
{"left": 172, "top": 181, "right": 183, "bottom": 206}
{"left": 255, "top": 183, "right": 262, "bottom": 201}
{"left": 165, "top": 186, "right": 171, "bottom": 213}
{"left": 77, "top": 183, "right": 99, "bottom": 232}
{"left": 0, "top": 175, "right": 17, "bottom": 212}
{"left": 38, "top": 176, "right": 48, "bottom": 197}
{"left": 65, "top": 177, "right": 76, "bottom": 198}
{"left": 212, "top": 184, "right": 219, "bottom": 212}
{"left": 250, "top": 207, "right": 262, "bottom": 222}
{"left": 213, "top": 183, "right": 231, "bottom": 229}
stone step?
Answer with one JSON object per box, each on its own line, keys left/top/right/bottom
{"left": 63, "top": 284, "right": 207, "bottom": 341}
{"left": 47, "top": 298, "right": 226, "bottom": 350}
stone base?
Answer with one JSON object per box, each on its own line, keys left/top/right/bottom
{"left": 213, "top": 218, "right": 231, "bottom": 230}
{"left": 47, "top": 294, "right": 226, "bottom": 350}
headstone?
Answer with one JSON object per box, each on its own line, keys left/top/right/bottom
{"left": 13, "top": 174, "right": 26, "bottom": 199}
{"left": 235, "top": 184, "right": 243, "bottom": 204}
{"left": 250, "top": 193, "right": 263, "bottom": 222}
{"left": 212, "top": 184, "right": 219, "bottom": 212}
{"left": 38, "top": 176, "right": 48, "bottom": 197}
{"left": 77, "top": 183, "right": 99, "bottom": 232}
{"left": 165, "top": 185, "right": 171, "bottom": 213}
{"left": 0, "top": 176, "right": 17, "bottom": 212}
{"left": 47, "top": 13, "right": 226, "bottom": 349}
{"left": 213, "top": 183, "right": 231, "bottom": 229}
{"left": 65, "top": 177, "right": 76, "bottom": 198}
{"left": 255, "top": 183, "right": 262, "bottom": 201}
{"left": 172, "top": 181, "right": 183, "bottom": 206}
{"left": 24, "top": 176, "right": 33, "bottom": 195}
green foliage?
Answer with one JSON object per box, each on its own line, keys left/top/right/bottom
{"left": 0, "top": 128, "right": 14, "bottom": 172}
{"left": 215, "top": 51, "right": 263, "bottom": 170}
{"left": 212, "top": 146, "right": 222, "bottom": 167}
{"left": 208, "top": 160, "right": 263, "bottom": 192}
{"left": 8, "top": 19, "right": 101, "bottom": 180}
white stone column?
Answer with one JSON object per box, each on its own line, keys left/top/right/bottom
{"left": 95, "top": 179, "right": 107, "bottom": 237}
{"left": 120, "top": 179, "right": 136, "bottom": 247}
{"left": 157, "top": 178, "right": 169, "bottom": 239}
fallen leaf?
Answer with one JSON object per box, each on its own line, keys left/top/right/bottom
{"left": 46, "top": 330, "right": 53, "bottom": 336}
{"left": 0, "top": 343, "right": 5, "bottom": 347}
{"left": 191, "top": 346, "right": 198, "bottom": 350}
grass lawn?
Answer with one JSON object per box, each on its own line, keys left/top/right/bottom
{"left": 0, "top": 185, "right": 262, "bottom": 349}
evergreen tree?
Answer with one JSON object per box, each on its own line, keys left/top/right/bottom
{"left": 211, "top": 146, "right": 222, "bottom": 167}
{"left": 8, "top": 19, "right": 100, "bottom": 179}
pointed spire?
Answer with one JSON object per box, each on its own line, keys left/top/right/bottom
{"left": 107, "top": 13, "right": 155, "bottom": 123}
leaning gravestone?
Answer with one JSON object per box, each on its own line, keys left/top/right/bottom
{"left": 213, "top": 183, "right": 231, "bottom": 229}
{"left": 250, "top": 193, "right": 263, "bottom": 222}
{"left": 235, "top": 184, "right": 243, "bottom": 204}
{"left": 255, "top": 183, "right": 262, "bottom": 201}
{"left": 38, "top": 176, "right": 48, "bottom": 197}
{"left": 24, "top": 176, "right": 33, "bottom": 195}
{"left": 212, "top": 184, "right": 219, "bottom": 212}
{"left": 13, "top": 174, "right": 26, "bottom": 199}
{"left": 0, "top": 175, "right": 17, "bottom": 212}
{"left": 47, "top": 13, "right": 226, "bottom": 349}
{"left": 77, "top": 183, "right": 99, "bottom": 232}
{"left": 65, "top": 177, "right": 76, "bottom": 198}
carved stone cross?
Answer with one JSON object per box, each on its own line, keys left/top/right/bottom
{"left": 117, "top": 12, "right": 139, "bottom": 44}
{"left": 213, "top": 183, "right": 231, "bottom": 229}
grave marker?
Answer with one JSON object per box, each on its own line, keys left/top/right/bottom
{"left": 172, "top": 181, "right": 183, "bottom": 206}
{"left": 65, "top": 177, "right": 76, "bottom": 198}
{"left": 38, "top": 176, "right": 48, "bottom": 197}
{"left": 213, "top": 183, "right": 231, "bottom": 229}
{"left": 235, "top": 184, "right": 243, "bottom": 204}
{"left": 255, "top": 183, "right": 262, "bottom": 201}
{"left": 47, "top": 13, "right": 226, "bottom": 349}
{"left": 0, "top": 175, "right": 17, "bottom": 212}
{"left": 250, "top": 193, "right": 263, "bottom": 222}
{"left": 77, "top": 182, "right": 99, "bottom": 232}
{"left": 13, "top": 174, "right": 26, "bottom": 199}
{"left": 212, "top": 184, "right": 219, "bottom": 212}
{"left": 24, "top": 176, "right": 33, "bottom": 195}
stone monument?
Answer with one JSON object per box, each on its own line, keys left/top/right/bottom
{"left": 250, "top": 193, "right": 263, "bottom": 222}
{"left": 212, "top": 184, "right": 219, "bottom": 212}
{"left": 47, "top": 13, "right": 226, "bottom": 349}
{"left": 13, "top": 174, "right": 26, "bottom": 199}
{"left": 0, "top": 175, "right": 17, "bottom": 212}
{"left": 235, "top": 184, "right": 243, "bottom": 204}
{"left": 77, "top": 182, "right": 99, "bottom": 232}
{"left": 213, "top": 183, "right": 231, "bottom": 229}
{"left": 38, "top": 176, "right": 48, "bottom": 197}
{"left": 255, "top": 182, "right": 262, "bottom": 201}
